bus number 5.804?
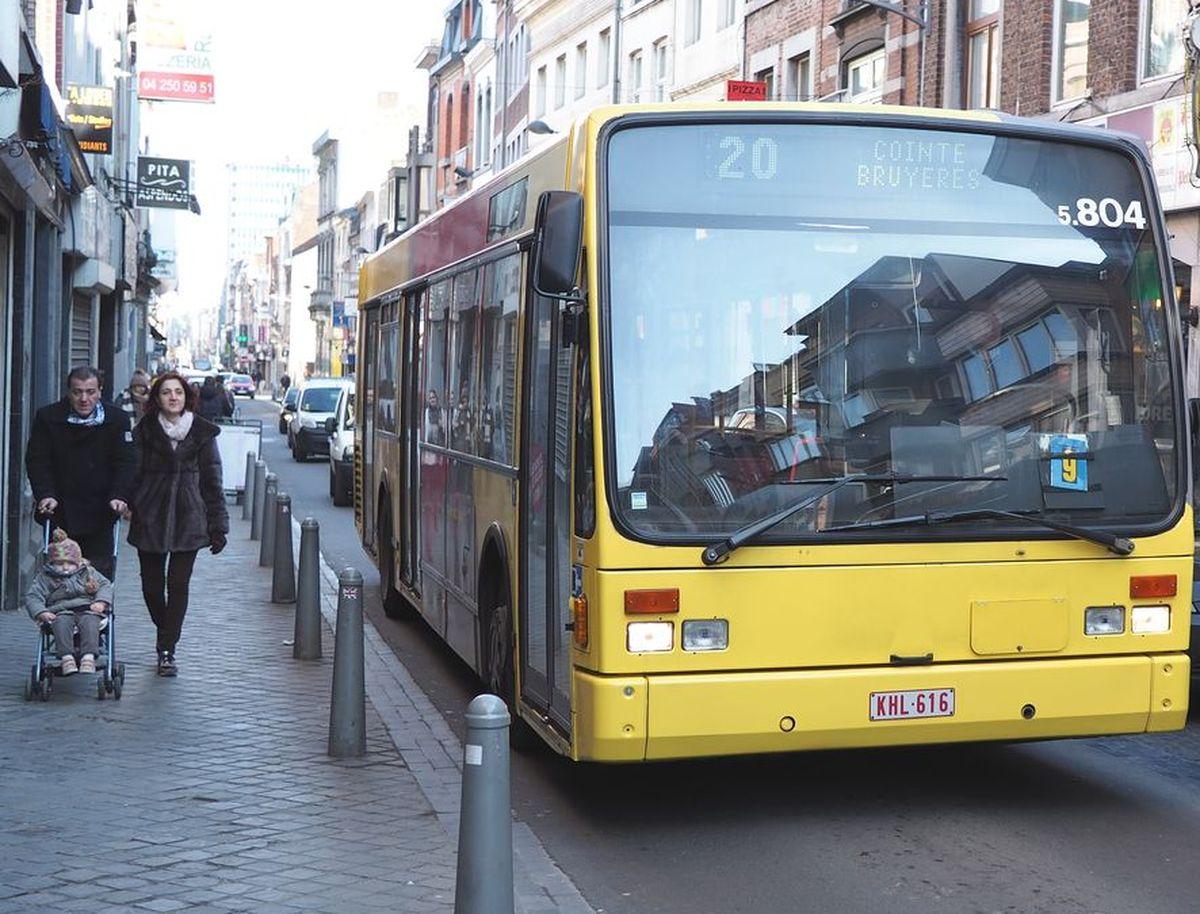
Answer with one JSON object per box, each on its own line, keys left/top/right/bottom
{"left": 718, "top": 136, "right": 779, "bottom": 181}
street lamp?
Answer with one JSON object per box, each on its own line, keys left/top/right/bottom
{"left": 852, "top": 1, "right": 929, "bottom": 107}
{"left": 527, "top": 119, "right": 556, "bottom": 135}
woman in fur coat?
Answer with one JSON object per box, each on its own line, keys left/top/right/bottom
{"left": 129, "top": 371, "right": 228, "bottom": 676}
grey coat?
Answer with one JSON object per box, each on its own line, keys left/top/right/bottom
{"left": 128, "top": 414, "right": 229, "bottom": 554}
{"left": 25, "top": 563, "right": 115, "bottom": 621}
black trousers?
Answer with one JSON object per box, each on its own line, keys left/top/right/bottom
{"left": 56, "top": 524, "right": 116, "bottom": 582}
{"left": 137, "top": 549, "right": 199, "bottom": 654}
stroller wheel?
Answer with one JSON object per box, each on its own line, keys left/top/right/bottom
{"left": 114, "top": 662, "right": 125, "bottom": 684}
{"left": 112, "top": 676, "right": 122, "bottom": 700}
{"left": 96, "top": 676, "right": 107, "bottom": 700}
{"left": 25, "top": 665, "right": 39, "bottom": 701}
{"left": 39, "top": 677, "right": 52, "bottom": 701}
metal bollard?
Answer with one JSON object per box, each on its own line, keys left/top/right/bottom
{"left": 258, "top": 474, "right": 278, "bottom": 568}
{"left": 241, "top": 451, "right": 257, "bottom": 519}
{"left": 293, "top": 518, "right": 322, "bottom": 659}
{"left": 454, "top": 694, "right": 514, "bottom": 914}
{"left": 249, "top": 460, "right": 267, "bottom": 540}
{"left": 328, "top": 568, "right": 366, "bottom": 758}
{"left": 271, "top": 494, "right": 296, "bottom": 603}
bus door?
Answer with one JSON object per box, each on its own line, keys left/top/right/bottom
{"left": 360, "top": 305, "right": 379, "bottom": 551}
{"left": 400, "top": 286, "right": 424, "bottom": 588}
{"left": 520, "top": 290, "right": 574, "bottom": 731}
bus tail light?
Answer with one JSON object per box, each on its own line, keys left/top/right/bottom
{"left": 682, "top": 619, "right": 729, "bottom": 652}
{"left": 627, "top": 621, "right": 673, "bottom": 653}
{"left": 1129, "top": 575, "right": 1176, "bottom": 598}
{"left": 1084, "top": 606, "right": 1124, "bottom": 635}
{"left": 1131, "top": 605, "right": 1170, "bottom": 634}
{"left": 571, "top": 595, "right": 589, "bottom": 649}
{"left": 624, "top": 589, "right": 679, "bottom": 614}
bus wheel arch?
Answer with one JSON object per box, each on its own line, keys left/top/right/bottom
{"left": 377, "top": 489, "right": 407, "bottom": 620}
{"left": 477, "top": 525, "right": 515, "bottom": 700}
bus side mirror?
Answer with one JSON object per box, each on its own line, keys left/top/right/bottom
{"left": 533, "top": 190, "right": 583, "bottom": 300}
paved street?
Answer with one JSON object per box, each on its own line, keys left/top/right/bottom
{"left": 245, "top": 398, "right": 1200, "bottom": 914}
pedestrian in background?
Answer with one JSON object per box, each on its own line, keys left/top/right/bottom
{"left": 25, "top": 366, "right": 135, "bottom": 581}
{"left": 128, "top": 371, "right": 228, "bottom": 677}
{"left": 118, "top": 369, "right": 151, "bottom": 425}
{"left": 214, "top": 376, "right": 235, "bottom": 418}
{"left": 195, "top": 376, "right": 225, "bottom": 421}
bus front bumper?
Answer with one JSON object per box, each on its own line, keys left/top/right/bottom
{"left": 572, "top": 654, "right": 1190, "bottom": 762}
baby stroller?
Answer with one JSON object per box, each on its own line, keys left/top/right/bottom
{"left": 24, "top": 517, "right": 126, "bottom": 702}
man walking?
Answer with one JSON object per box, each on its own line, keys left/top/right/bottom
{"left": 25, "top": 366, "right": 136, "bottom": 580}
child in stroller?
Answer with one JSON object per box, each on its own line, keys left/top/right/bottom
{"left": 24, "top": 525, "right": 124, "bottom": 700}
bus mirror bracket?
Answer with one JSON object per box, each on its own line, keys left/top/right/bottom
{"left": 533, "top": 190, "right": 585, "bottom": 306}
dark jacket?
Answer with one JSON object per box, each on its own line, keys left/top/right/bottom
{"left": 196, "top": 381, "right": 225, "bottom": 421}
{"left": 25, "top": 400, "right": 135, "bottom": 535}
{"left": 128, "top": 413, "right": 229, "bottom": 553}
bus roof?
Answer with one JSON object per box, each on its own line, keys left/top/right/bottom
{"left": 357, "top": 100, "right": 1143, "bottom": 305}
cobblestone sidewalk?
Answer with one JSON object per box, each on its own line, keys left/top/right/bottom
{"left": 0, "top": 517, "right": 456, "bottom": 913}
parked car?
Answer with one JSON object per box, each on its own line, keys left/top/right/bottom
{"left": 278, "top": 387, "right": 300, "bottom": 434}
{"left": 228, "top": 373, "right": 256, "bottom": 398}
{"left": 327, "top": 388, "right": 355, "bottom": 506}
{"left": 289, "top": 378, "right": 353, "bottom": 461}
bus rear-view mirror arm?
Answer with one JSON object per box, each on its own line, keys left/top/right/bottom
{"left": 532, "top": 190, "right": 585, "bottom": 307}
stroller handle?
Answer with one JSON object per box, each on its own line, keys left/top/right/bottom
{"left": 40, "top": 515, "right": 124, "bottom": 564}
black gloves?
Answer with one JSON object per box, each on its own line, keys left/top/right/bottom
{"left": 210, "top": 532, "right": 227, "bottom": 555}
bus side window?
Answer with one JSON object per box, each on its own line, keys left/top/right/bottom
{"left": 481, "top": 254, "right": 521, "bottom": 465}
{"left": 448, "top": 269, "right": 481, "bottom": 455}
{"left": 423, "top": 280, "right": 451, "bottom": 446}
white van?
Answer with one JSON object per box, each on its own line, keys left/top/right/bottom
{"left": 289, "top": 377, "right": 353, "bottom": 461}
{"left": 327, "top": 387, "right": 355, "bottom": 506}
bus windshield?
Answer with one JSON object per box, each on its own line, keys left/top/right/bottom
{"left": 605, "top": 121, "right": 1180, "bottom": 542}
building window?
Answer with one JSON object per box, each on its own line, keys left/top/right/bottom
{"left": 508, "top": 24, "right": 528, "bottom": 99}
{"left": 1053, "top": 0, "right": 1089, "bottom": 102}
{"left": 718, "top": 0, "right": 736, "bottom": 29}
{"left": 459, "top": 85, "right": 470, "bottom": 149}
{"left": 443, "top": 92, "right": 454, "bottom": 152}
{"left": 535, "top": 65, "right": 547, "bottom": 117}
{"left": 685, "top": 0, "right": 702, "bottom": 46}
{"left": 575, "top": 42, "right": 588, "bottom": 99}
{"left": 845, "top": 48, "right": 885, "bottom": 103}
{"left": 754, "top": 66, "right": 775, "bottom": 101}
{"left": 555, "top": 54, "right": 567, "bottom": 108}
{"left": 785, "top": 52, "right": 810, "bottom": 101}
{"left": 598, "top": 28, "right": 611, "bottom": 87}
{"left": 628, "top": 50, "right": 643, "bottom": 102}
{"left": 1143, "top": 0, "right": 1186, "bottom": 81}
{"left": 966, "top": 0, "right": 1000, "bottom": 108}
{"left": 653, "top": 40, "right": 668, "bottom": 102}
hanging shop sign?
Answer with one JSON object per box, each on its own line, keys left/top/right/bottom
{"left": 65, "top": 84, "right": 113, "bottom": 154}
{"left": 137, "top": 0, "right": 215, "bottom": 103}
{"left": 136, "top": 156, "right": 191, "bottom": 209}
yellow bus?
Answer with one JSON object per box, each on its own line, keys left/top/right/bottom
{"left": 355, "top": 103, "right": 1192, "bottom": 761}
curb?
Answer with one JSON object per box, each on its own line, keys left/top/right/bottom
{"left": 291, "top": 516, "right": 595, "bottom": 914}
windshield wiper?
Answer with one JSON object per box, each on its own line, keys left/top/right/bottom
{"left": 822, "top": 508, "right": 1134, "bottom": 556}
{"left": 700, "top": 474, "right": 1006, "bottom": 566}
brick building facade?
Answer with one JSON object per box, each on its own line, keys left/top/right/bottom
{"left": 745, "top": 0, "right": 1200, "bottom": 382}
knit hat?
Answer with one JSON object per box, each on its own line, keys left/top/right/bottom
{"left": 47, "top": 528, "right": 83, "bottom": 566}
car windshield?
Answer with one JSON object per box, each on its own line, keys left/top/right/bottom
{"left": 234, "top": 375, "right": 251, "bottom": 383}
{"left": 605, "top": 122, "right": 1179, "bottom": 542}
{"left": 300, "top": 387, "right": 341, "bottom": 412}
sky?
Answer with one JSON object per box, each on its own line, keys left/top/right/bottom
{"left": 146, "top": 0, "right": 446, "bottom": 322}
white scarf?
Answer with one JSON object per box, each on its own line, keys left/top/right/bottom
{"left": 158, "top": 410, "right": 194, "bottom": 450}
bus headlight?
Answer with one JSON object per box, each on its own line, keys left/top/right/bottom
{"left": 627, "top": 621, "right": 673, "bottom": 653}
{"left": 1084, "top": 606, "right": 1124, "bottom": 635}
{"left": 682, "top": 619, "right": 729, "bottom": 652}
{"left": 1131, "top": 605, "right": 1170, "bottom": 634}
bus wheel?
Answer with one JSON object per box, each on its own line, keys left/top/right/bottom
{"left": 379, "top": 511, "right": 407, "bottom": 620}
{"left": 483, "top": 589, "right": 537, "bottom": 750}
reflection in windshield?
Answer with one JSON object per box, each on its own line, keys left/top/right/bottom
{"left": 300, "top": 387, "right": 342, "bottom": 413}
{"left": 606, "top": 123, "right": 1178, "bottom": 541}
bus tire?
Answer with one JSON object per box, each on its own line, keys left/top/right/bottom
{"left": 480, "top": 567, "right": 537, "bottom": 751}
{"left": 378, "top": 508, "right": 408, "bottom": 620}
